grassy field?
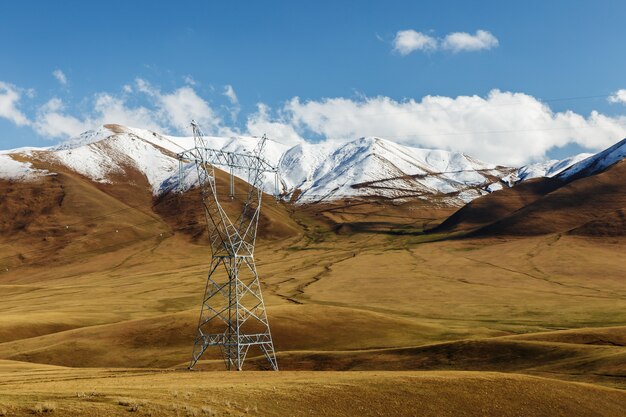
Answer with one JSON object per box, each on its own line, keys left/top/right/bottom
{"left": 1, "top": 364, "right": 626, "bottom": 417}
{"left": 0, "top": 169, "right": 624, "bottom": 415}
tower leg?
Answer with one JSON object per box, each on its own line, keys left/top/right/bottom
{"left": 189, "top": 255, "right": 278, "bottom": 371}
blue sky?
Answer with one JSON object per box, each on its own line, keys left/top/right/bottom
{"left": 1, "top": 0, "right": 626, "bottom": 165}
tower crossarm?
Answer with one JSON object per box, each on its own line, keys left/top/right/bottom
{"left": 177, "top": 147, "right": 278, "bottom": 174}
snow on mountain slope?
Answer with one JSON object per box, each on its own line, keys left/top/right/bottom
{"left": 504, "top": 153, "right": 594, "bottom": 184}
{"left": 557, "top": 137, "right": 626, "bottom": 180}
{"left": 0, "top": 154, "right": 50, "bottom": 181}
{"left": 0, "top": 125, "right": 518, "bottom": 205}
{"left": 43, "top": 125, "right": 182, "bottom": 193}
{"left": 6, "top": 124, "right": 285, "bottom": 195}
{"left": 4, "top": 124, "right": 624, "bottom": 206}
{"left": 279, "top": 137, "right": 512, "bottom": 204}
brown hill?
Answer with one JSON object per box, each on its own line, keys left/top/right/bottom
{"left": 153, "top": 166, "right": 302, "bottom": 242}
{"left": 431, "top": 159, "right": 626, "bottom": 237}
{"left": 0, "top": 154, "right": 302, "bottom": 273}
{"left": 478, "top": 159, "right": 626, "bottom": 236}
{"left": 431, "top": 176, "right": 562, "bottom": 234}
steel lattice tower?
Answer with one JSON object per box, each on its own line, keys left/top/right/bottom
{"left": 178, "top": 121, "right": 279, "bottom": 371}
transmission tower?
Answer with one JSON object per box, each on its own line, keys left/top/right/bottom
{"left": 178, "top": 121, "right": 279, "bottom": 371}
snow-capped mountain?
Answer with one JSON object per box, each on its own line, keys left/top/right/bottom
{"left": 278, "top": 137, "right": 513, "bottom": 204}
{"left": 2, "top": 124, "right": 624, "bottom": 206}
{"left": 557, "top": 137, "right": 626, "bottom": 180}
{"left": 503, "top": 153, "right": 594, "bottom": 184}
{"left": 5, "top": 124, "right": 288, "bottom": 195}
{"left": 1, "top": 125, "right": 512, "bottom": 206}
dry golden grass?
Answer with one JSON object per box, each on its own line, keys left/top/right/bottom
{"left": 0, "top": 364, "right": 624, "bottom": 417}
{"left": 0, "top": 159, "right": 625, "bottom": 415}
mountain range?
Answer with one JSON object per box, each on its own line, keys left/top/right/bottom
{"left": 1, "top": 123, "right": 615, "bottom": 207}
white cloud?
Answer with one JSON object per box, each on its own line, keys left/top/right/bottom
{"left": 223, "top": 85, "right": 240, "bottom": 122}
{"left": 34, "top": 80, "right": 219, "bottom": 138}
{"left": 442, "top": 30, "right": 499, "bottom": 53}
{"left": 9, "top": 76, "right": 626, "bottom": 166}
{"left": 163, "top": 87, "right": 219, "bottom": 131}
{"left": 134, "top": 78, "right": 222, "bottom": 132}
{"left": 245, "top": 103, "right": 303, "bottom": 146}
{"left": 0, "top": 81, "right": 30, "bottom": 126}
{"left": 392, "top": 30, "right": 438, "bottom": 55}
{"left": 183, "top": 75, "right": 196, "bottom": 86}
{"left": 392, "top": 29, "right": 498, "bottom": 55}
{"left": 608, "top": 89, "right": 626, "bottom": 104}
{"left": 52, "top": 69, "right": 68, "bottom": 86}
{"left": 272, "top": 90, "right": 626, "bottom": 165}
{"left": 144, "top": 81, "right": 220, "bottom": 132}
{"left": 34, "top": 98, "right": 89, "bottom": 137}
{"left": 34, "top": 95, "right": 162, "bottom": 138}
{"left": 223, "top": 85, "right": 238, "bottom": 104}
{"left": 93, "top": 93, "right": 164, "bottom": 132}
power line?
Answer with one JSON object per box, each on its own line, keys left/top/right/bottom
{"left": 541, "top": 94, "right": 610, "bottom": 103}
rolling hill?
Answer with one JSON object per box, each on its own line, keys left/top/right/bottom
{"left": 432, "top": 137, "right": 626, "bottom": 236}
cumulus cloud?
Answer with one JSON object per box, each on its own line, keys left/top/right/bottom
{"left": 33, "top": 80, "right": 221, "bottom": 139}
{"left": 135, "top": 78, "right": 221, "bottom": 132}
{"left": 33, "top": 95, "right": 163, "bottom": 138}
{"left": 0, "top": 81, "right": 30, "bottom": 126}
{"left": 52, "top": 69, "right": 68, "bottom": 86}
{"left": 6, "top": 76, "right": 626, "bottom": 166}
{"left": 34, "top": 98, "right": 89, "bottom": 137}
{"left": 93, "top": 93, "right": 164, "bottom": 132}
{"left": 392, "top": 29, "right": 498, "bottom": 55}
{"left": 608, "top": 89, "right": 626, "bottom": 104}
{"left": 392, "top": 30, "right": 438, "bottom": 55}
{"left": 442, "top": 30, "right": 499, "bottom": 53}
{"left": 245, "top": 103, "right": 304, "bottom": 146}
{"left": 274, "top": 90, "right": 626, "bottom": 165}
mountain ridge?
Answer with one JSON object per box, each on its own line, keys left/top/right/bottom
{"left": 1, "top": 124, "right": 622, "bottom": 207}
{"left": 431, "top": 137, "right": 626, "bottom": 236}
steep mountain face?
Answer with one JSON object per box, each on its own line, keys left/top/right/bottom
{"left": 433, "top": 137, "right": 626, "bottom": 236}
{"left": 503, "top": 153, "right": 593, "bottom": 184}
{"left": 557, "top": 137, "right": 626, "bottom": 181}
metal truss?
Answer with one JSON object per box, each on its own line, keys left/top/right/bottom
{"left": 179, "top": 121, "right": 278, "bottom": 371}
